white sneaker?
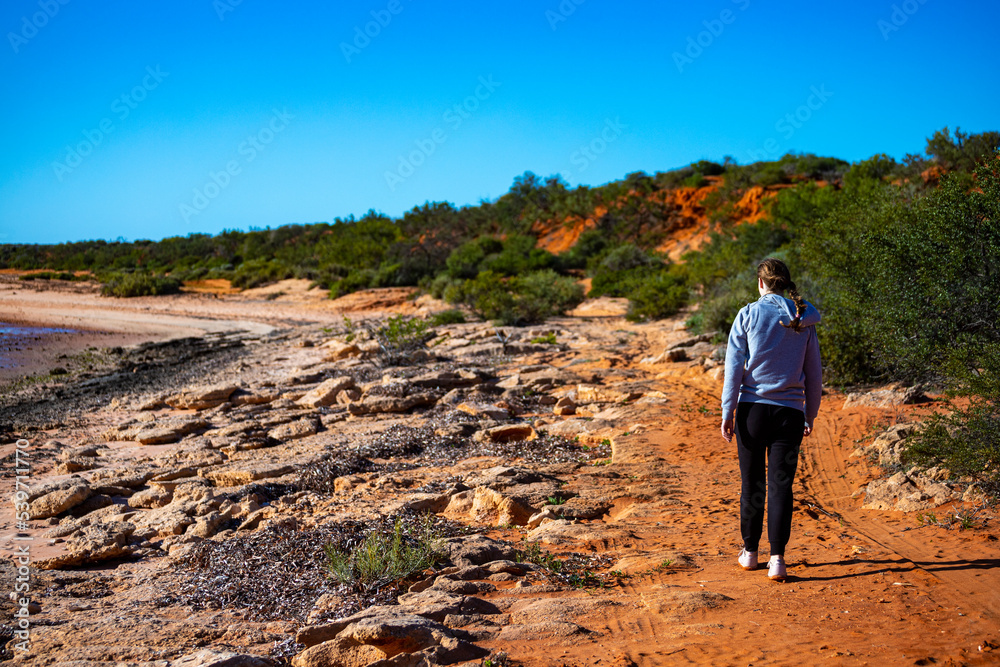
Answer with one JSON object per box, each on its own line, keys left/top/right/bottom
{"left": 738, "top": 549, "right": 758, "bottom": 570}
{"left": 768, "top": 555, "right": 787, "bottom": 581}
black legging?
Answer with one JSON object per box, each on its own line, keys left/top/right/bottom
{"left": 735, "top": 402, "right": 804, "bottom": 556}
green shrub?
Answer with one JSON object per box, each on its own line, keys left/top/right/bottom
{"left": 231, "top": 258, "right": 293, "bottom": 289}
{"left": 904, "top": 402, "right": 1000, "bottom": 498}
{"left": 324, "top": 517, "right": 442, "bottom": 592}
{"left": 449, "top": 269, "right": 583, "bottom": 326}
{"left": 625, "top": 268, "right": 689, "bottom": 321}
{"left": 429, "top": 309, "right": 466, "bottom": 326}
{"left": 100, "top": 272, "right": 181, "bottom": 297}
{"left": 19, "top": 271, "right": 82, "bottom": 281}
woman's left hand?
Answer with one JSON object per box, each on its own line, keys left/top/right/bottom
{"left": 803, "top": 423, "right": 813, "bottom": 437}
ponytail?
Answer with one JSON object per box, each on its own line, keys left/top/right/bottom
{"left": 757, "top": 258, "right": 807, "bottom": 332}
{"left": 783, "top": 282, "right": 807, "bottom": 332}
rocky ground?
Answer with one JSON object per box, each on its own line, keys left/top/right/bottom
{"left": 1, "top": 281, "right": 998, "bottom": 666}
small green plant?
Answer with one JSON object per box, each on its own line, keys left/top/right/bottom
{"left": 515, "top": 540, "right": 562, "bottom": 573}
{"left": 530, "top": 332, "right": 557, "bottom": 345}
{"left": 656, "top": 559, "right": 675, "bottom": 571}
{"left": 600, "top": 438, "right": 612, "bottom": 447}
{"left": 324, "top": 516, "right": 442, "bottom": 592}
{"left": 567, "top": 570, "right": 604, "bottom": 589}
{"left": 546, "top": 496, "right": 566, "bottom": 506}
{"left": 483, "top": 651, "right": 510, "bottom": 667}
{"left": 592, "top": 458, "right": 611, "bottom": 466}
{"left": 917, "top": 503, "right": 990, "bottom": 530}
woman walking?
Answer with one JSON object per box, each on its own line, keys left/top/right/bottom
{"left": 720, "top": 258, "right": 822, "bottom": 581}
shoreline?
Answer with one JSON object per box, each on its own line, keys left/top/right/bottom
{"left": 0, "top": 280, "right": 279, "bottom": 385}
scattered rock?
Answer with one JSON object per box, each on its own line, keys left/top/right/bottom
{"left": 27, "top": 482, "right": 92, "bottom": 519}
{"left": 474, "top": 424, "right": 536, "bottom": 444}
{"left": 268, "top": 417, "right": 320, "bottom": 442}
{"left": 553, "top": 396, "right": 577, "bottom": 416}
{"left": 203, "top": 463, "right": 296, "bottom": 487}
{"left": 165, "top": 385, "right": 239, "bottom": 410}
{"left": 35, "top": 521, "right": 135, "bottom": 569}
{"left": 135, "top": 419, "right": 210, "bottom": 445}
{"left": 172, "top": 649, "right": 277, "bottom": 667}
{"left": 297, "top": 377, "right": 357, "bottom": 408}
{"left": 347, "top": 393, "right": 437, "bottom": 415}
{"left": 409, "top": 369, "right": 485, "bottom": 389}
{"left": 471, "top": 487, "right": 535, "bottom": 526}
{"left": 576, "top": 384, "right": 644, "bottom": 404}
{"left": 456, "top": 402, "right": 510, "bottom": 420}
{"left": 844, "top": 384, "right": 929, "bottom": 409}
{"left": 322, "top": 341, "right": 363, "bottom": 361}
{"left": 231, "top": 388, "right": 280, "bottom": 406}
{"left": 439, "top": 535, "right": 517, "bottom": 567}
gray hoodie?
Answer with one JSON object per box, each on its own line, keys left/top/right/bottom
{"left": 721, "top": 293, "right": 823, "bottom": 427}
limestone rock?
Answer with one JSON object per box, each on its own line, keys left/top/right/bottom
{"left": 59, "top": 444, "right": 101, "bottom": 461}
{"left": 172, "top": 648, "right": 277, "bottom": 667}
{"left": 471, "top": 487, "right": 535, "bottom": 526}
{"left": 575, "top": 384, "right": 643, "bottom": 405}
{"left": 844, "top": 384, "right": 929, "bottom": 409}
{"left": 322, "top": 341, "right": 363, "bottom": 361}
{"left": 27, "top": 482, "right": 92, "bottom": 519}
{"left": 863, "top": 471, "right": 956, "bottom": 511}
{"left": 268, "top": 417, "right": 320, "bottom": 442}
{"left": 347, "top": 393, "right": 437, "bottom": 416}
{"left": 202, "top": 463, "right": 295, "bottom": 486}
{"left": 297, "top": 377, "right": 357, "bottom": 408}
{"left": 456, "top": 402, "right": 509, "bottom": 421}
{"left": 474, "top": 424, "right": 536, "bottom": 444}
{"left": 35, "top": 521, "right": 135, "bottom": 570}
{"left": 165, "top": 385, "right": 239, "bottom": 410}
{"left": 230, "top": 388, "right": 280, "bottom": 406}
{"left": 135, "top": 419, "right": 209, "bottom": 445}
{"left": 409, "top": 369, "right": 484, "bottom": 390}
{"left": 527, "top": 507, "right": 561, "bottom": 528}
{"left": 396, "top": 589, "right": 501, "bottom": 622}
{"left": 553, "top": 396, "right": 576, "bottom": 416}
{"left": 439, "top": 535, "right": 517, "bottom": 567}
{"left": 187, "top": 511, "right": 228, "bottom": 538}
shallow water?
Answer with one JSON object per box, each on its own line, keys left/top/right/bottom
{"left": 0, "top": 321, "right": 79, "bottom": 368}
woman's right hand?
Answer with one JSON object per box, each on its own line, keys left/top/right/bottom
{"left": 803, "top": 423, "right": 813, "bottom": 437}
{"left": 721, "top": 418, "right": 735, "bottom": 442}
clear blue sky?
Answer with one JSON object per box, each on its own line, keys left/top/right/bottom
{"left": 1, "top": 0, "right": 997, "bottom": 244}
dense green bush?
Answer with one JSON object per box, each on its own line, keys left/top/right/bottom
{"left": 625, "top": 268, "right": 689, "bottom": 321}
{"left": 449, "top": 269, "right": 583, "bottom": 326}
{"left": 100, "top": 271, "right": 182, "bottom": 297}
{"left": 231, "top": 258, "right": 294, "bottom": 289}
